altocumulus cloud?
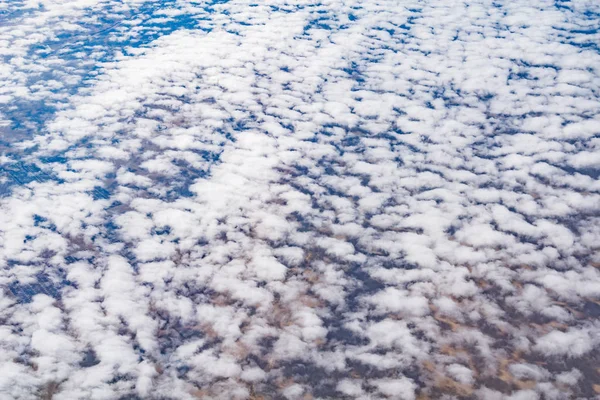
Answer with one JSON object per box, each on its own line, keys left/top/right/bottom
{"left": 0, "top": 0, "right": 600, "bottom": 399}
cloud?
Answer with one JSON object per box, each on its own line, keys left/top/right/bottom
{"left": 0, "top": 0, "right": 599, "bottom": 398}
{"left": 534, "top": 327, "right": 599, "bottom": 358}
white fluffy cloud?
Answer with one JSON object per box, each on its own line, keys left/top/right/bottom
{"left": 0, "top": 0, "right": 599, "bottom": 398}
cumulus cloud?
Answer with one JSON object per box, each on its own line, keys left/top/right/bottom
{"left": 0, "top": 0, "right": 599, "bottom": 398}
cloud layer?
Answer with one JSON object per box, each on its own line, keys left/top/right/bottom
{"left": 1, "top": 0, "right": 599, "bottom": 398}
